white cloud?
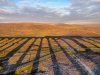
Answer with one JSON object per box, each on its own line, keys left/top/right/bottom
{"left": 0, "top": 0, "right": 100, "bottom": 23}
{"left": 92, "top": 0, "right": 100, "bottom": 2}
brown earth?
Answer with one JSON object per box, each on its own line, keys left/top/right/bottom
{"left": 0, "top": 23, "right": 100, "bottom": 75}
{"left": 0, "top": 23, "right": 100, "bottom": 36}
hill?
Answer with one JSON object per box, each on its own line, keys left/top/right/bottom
{"left": 0, "top": 23, "right": 100, "bottom": 36}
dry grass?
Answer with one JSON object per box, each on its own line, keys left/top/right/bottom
{"left": 0, "top": 23, "right": 100, "bottom": 75}
{"left": 0, "top": 23, "right": 100, "bottom": 36}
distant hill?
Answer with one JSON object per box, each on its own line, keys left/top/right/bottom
{"left": 0, "top": 23, "right": 100, "bottom": 36}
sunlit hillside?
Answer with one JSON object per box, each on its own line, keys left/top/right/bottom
{"left": 0, "top": 23, "right": 100, "bottom": 36}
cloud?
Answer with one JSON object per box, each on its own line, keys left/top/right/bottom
{"left": 0, "top": 0, "right": 16, "bottom": 7}
{"left": 66, "top": 0, "right": 100, "bottom": 22}
{"left": 0, "top": 0, "right": 100, "bottom": 23}
{"left": 92, "top": 0, "right": 100, "bottom": 2}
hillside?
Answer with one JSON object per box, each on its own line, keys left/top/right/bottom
{"left": 0, "top": 23, "right": 100, "bottom": 36}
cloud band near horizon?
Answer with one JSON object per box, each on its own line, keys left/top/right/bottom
{"left": 0, "top": 0, "right": 100, "bottom": 24}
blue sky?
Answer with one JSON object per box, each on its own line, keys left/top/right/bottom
{"left": 13, "top": 0, "right": 70, "bottom": 8}
{"left": 13, "top": 0, "right": 70, "bottom": 6}
{"left": 0, "top": 0, "right": 100, "bottom": 23}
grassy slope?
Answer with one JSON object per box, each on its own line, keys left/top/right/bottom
{"left": 0, "top": 23, "right": 100, "bottom": 36}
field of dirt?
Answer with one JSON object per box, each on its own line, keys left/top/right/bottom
{"left": 0, "top": 23, "right": 100, "bottom": 75}
{"left": 0, "top": 23, "right": 100, "bottom": 36}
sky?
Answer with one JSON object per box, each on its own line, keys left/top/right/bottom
{"left": 0, "top": 0, "right": 100, "bottom": 23}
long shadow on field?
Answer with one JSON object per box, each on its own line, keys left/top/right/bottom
{"left": 16, "top": 38, "right": 37, "bottom": 65}
{"left": 0, "top": 38, "right": 8, "bottom": 44}
{"left": 68, "top": 37, "right": 99, "bottom": 54}
{"left": 0, "top": 38, "right": 16, "bottom": 48}
{"left": 0, "top": 38, "right": 23, "bottom": 53}
{"left": 46, "top": 38, "right": 62, "bottom": 75}
{"left": 0, "top": 38, "right": 4, "bottom": 42}
{"left": 52, "top": 38, "right": 86, "bottom": 75}
{"left": 31, "top": 38, "right": 43, "bottom": 75}
{"left": 0, "top": 38, "right": 30, "bottom": 63}
{"left": 78, "top": 38, "right": 100, "bottom": 48}
{"left": 60, "top": 38, "right": 100, "bottom": 67}
{"left": 79, "top": 53, "right": 100, "bottom": 67}
{"left": 10, "top": 38, "right": 37, "bottom": 74}
{"left": 88, "top": 38, "right": 100, "bottom": 43}
{"left": 60, "top": 38, "right": 78, "bottom": 53}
